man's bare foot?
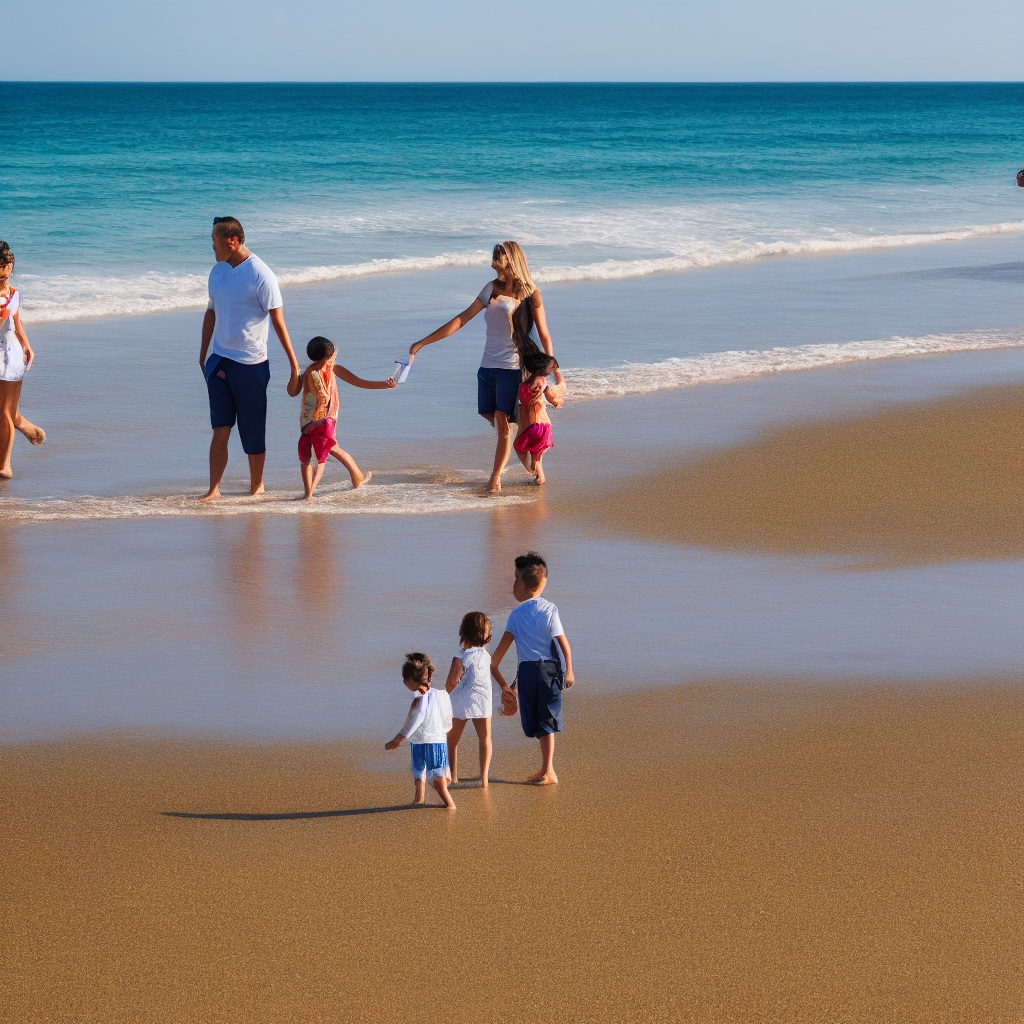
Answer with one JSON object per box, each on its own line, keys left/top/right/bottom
{"left": 533, "top": 773, "right": 558, "bottom": 785}
{"left": 249, "top": 483, "right": 265, "bottom": 497}
{"left": 352, "top": 471, "right": 372, "bottom": 489}
{"left": 18, "top": 423, "right": 45, "bottom": 446}
{"left": 197, "top": 488, "right": 221, "bottom": 503}
{"left": 0, "top": 466, "right": 12, "bottom": 480}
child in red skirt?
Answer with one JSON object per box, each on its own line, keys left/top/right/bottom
{"left": 298, "top": 335, "right": 395, "bottom": 499}
{"left": 513, "top": 353, "right": 565, "bottom": 486}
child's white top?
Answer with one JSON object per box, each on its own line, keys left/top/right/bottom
{"left": 399, "top": 686, "right": 453, "bottom": 745}
{"left": 505, "top": 597, "right": 564, "bottom": 665}
{"left": 449, "top": 647, "right": 493, "bottom": 720}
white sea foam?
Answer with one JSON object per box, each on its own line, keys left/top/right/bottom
{"left": 564, "top": 327, "right": 1024, "bottom": 400}
{"left": 0, "top": 474, "right": 534, "bottom": 525}
{"left": 18, "top": 218, "right": 1024, "bottom": 326}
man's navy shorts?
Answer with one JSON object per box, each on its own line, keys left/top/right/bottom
{"left": 516, "top": 659, "right": 563, "bottom": 738}
{"left": 205, "top": 356, "right": 271, "bottom": 455}
{"left": 477, "top": 366, "right": 520, "bottom": 419}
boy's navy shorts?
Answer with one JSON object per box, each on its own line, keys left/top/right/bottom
{"left": 205, "top": 356, "right": 271, "bottom": 455}
{"left": 516, "top": 659, "right": 563, "bottom": 738}
{"left": 477, "top": 366, "right": 520, "bottom": 419}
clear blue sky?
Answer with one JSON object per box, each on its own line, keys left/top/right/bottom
{"left": 6, "top": 0, "right": 1023, "bottom": 82}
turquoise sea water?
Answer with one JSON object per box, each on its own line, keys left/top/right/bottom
{"left": 4, "top": 83, "right": 1024, "bottom": 323}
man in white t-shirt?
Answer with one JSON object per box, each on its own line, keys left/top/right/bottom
{"left": 197, "top": 217, "right": 301, "bottom": 502}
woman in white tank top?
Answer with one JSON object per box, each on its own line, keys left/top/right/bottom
{"left": 0, "top": 242, "right": 46, "bottom": 479}
{"left": 408, "top": 241, "right": 556, "bottom": 494}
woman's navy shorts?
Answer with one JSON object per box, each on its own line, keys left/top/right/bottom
{"left": 205, "top": 356, "right": 271, "bottom": 455}
{"left": 516, "top": 660, "right": 563, "bottom": 738}
{"left": 477, "top": 365, "right": 520, "bottom": 419}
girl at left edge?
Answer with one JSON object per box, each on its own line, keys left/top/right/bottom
{"left": 0, "top": 242, "right": 46, "bottom": 480}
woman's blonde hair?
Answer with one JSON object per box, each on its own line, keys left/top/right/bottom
{"left": 496, "top": 240, "right": 536, "bottom": 300}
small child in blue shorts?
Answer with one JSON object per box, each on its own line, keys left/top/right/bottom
{"left": 490, "top": 552, "right": 575, "bottom": 785}
{"left": 385, "top": 653, "right": 456, "bottom": 810}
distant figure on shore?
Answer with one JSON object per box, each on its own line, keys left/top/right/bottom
{"left": 198, "top": 217, "right": 301, "bottom": 502}
{"left": 490, "top": 552, "right": 575, "bottom": 785}
{"left": 408, "top": 241, "right": 555, "bottom": 494}
{"left": 1017, "top": 169, "right": 1024, "bottom": 187}
{"left": 513, "top": 352, "right": 565, "bottom": 487}
{"left": 296, "top": 335, "right": 395, "bottom": 499}
{"left": 385, "top": 653, "right": 457, "bottom": 810}
{"left": 0, "top": 242, "right": 46, "bottom": 480}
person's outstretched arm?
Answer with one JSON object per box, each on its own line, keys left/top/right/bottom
{"left": 269, "top": 307, "right": 302, "bottom": 396}
{"left": 554, "top": 633, "right": 575, "bottom": 688}
{"left": 530, "top": 290, "right": 554, "bottom": 358}
{"left": 334, "top": 364, "right": 397, "bottom": 390}
{"left": 385, "top": 694, "right": 425, "bottom": 750}
{"left": 490, "top": 632, "right": 516, "bottom": 693}
{"left": 408, "top": 298, "right": 485, "bottom": 360}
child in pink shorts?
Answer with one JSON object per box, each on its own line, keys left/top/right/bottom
{"left": 513, "top": 353, "right": 565, "bottom": 486}
{"left": 298, "top": 335, "right": 395, "bottom": 499}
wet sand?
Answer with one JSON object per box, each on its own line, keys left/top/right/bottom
{"left": 577, "top": 383, "right": 1024, "bottom": 565}
{"left": 3, "top": 680, "right": 1022, "bottom": 1023}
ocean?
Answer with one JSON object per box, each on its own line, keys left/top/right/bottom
{"left": 2, "top": 83, "right": 1023, "bottom": 740}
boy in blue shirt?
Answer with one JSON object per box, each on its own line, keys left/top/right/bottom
{"left": 491, "top": 552, "right": 575, "bottom": 785}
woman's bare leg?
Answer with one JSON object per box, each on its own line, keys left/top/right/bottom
{"left": 0, "top": 380, "right": 21, "bottom": 479}
{"left": 486, "top": 411, "right": 513, "bottom": 493}
{"left": 329, "top": 445, "right": 370, "bottom": 488}
{"left": 447, "top": 718, "right": 468, "bottom": 783}
{"left": 14, "top": 411, "right": 45, "bottom": 445}
{"left": 472, "top": 717, "right": 492, "bottom": 787}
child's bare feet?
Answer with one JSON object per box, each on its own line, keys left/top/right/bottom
{"left": 526, "top": 769, "right": 547, "bottom": 781}
{"left": 485, "top": 475, "right": 502, "bottom": 495}
{"left": 533, "top": 772, "right": 558, "bottom": 785}
{"left": 352, "top": 470, "right": 372, "bottom": 489}
{"left": 534, "top": 466, "right": 546, "bottom": 486}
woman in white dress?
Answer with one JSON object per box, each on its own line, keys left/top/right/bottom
{"left": 0, "top": 242, "right": 45, "bottom": 479}
{"left": 445, "top": 612, "right": 496, "bottom": 787}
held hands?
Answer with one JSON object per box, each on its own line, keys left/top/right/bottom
{"left": 384, "top": 377, "right": 397, "bottom": 389}
{"left": 286, "top": 366, "right": 302, "bottom": 397}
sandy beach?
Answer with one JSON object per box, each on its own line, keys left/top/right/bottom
{"left": 3, "top": 679, "right": 1022, "bottom": 1023}
{"left": 577, "top": 382, "right": 1024, "bottom": 566}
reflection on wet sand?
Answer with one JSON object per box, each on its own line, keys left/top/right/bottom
{"left": 293, "top": 513, "right": 346, "bottom": 626}
{"left": 482, "top": 495, "right": 551, "bottom": 610}
{"left": 212, "top": 515, "right": 273, "bottom": 672}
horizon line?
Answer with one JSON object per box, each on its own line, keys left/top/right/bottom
{"left": 3, "top": 79, "right": 1024, "bottom": 86}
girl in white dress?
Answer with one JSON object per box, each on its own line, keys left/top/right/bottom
{"left": 0, "top": 242, "right": 45, "bottom": 479}
{"left": 445, "top": 612, "right": 495, "bottom": 787}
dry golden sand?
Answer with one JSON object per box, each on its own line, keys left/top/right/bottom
{"left": 3, "top": 681, "right": 1023, "bottom": 1023}
{"left": 575, "top": 384, "right": 1024, "bottom": 565}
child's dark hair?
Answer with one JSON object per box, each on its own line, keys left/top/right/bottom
{"left": 0, "top": 242, "right": 14, "bottom": 269}
{"left": 459, "top": 612, "right": 492, "bottom": 648}
{"left": 514, "top": 551, "right": 548, "bottom": 591}
{"left": 522, "top": 351, "right": 557, "bottom": 380}
{"left": 306, "top": 336, "right": 336, "bottom": 361}
{"left": 402, "top": 652, "right": 435, "bottom": 685}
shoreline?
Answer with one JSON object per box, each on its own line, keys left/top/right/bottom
{"left": 3, "top": 678, "right": 1022, "bottom": 1022}
{"left": 570, "top": 381, "right": 1024, "bottom": 566}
